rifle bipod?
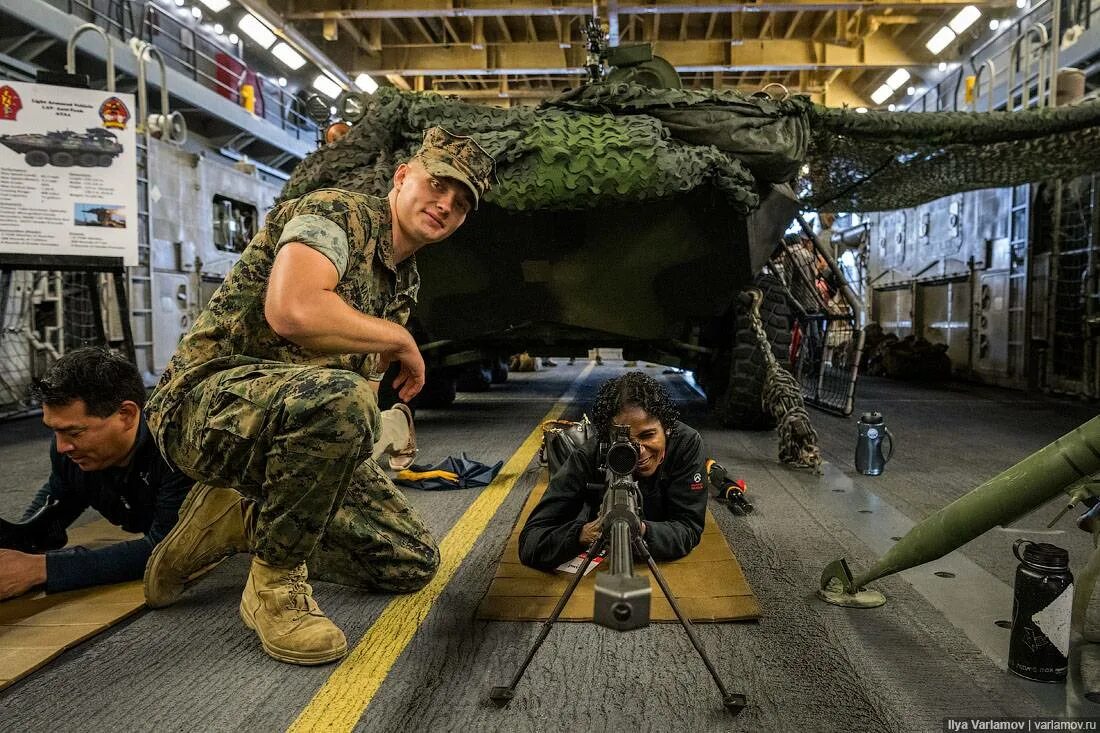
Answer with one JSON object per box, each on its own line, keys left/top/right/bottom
{"left": 488, "top": 529, "right": 747, "bottom": 716}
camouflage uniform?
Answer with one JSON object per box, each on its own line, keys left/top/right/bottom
{"left": 146, "top": 188, "right": 436, "bottom": 591}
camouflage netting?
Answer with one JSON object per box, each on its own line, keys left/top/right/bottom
{"left": 804, "top": 102, "right": 1100, "bottom": 212}
{"left": 283, "top": 83, "right": 1100, "bottom": 216}
{"left": 281, "top": 83, "right": 812, "bottom": 216}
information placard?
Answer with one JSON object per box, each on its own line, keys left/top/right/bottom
{"left": 0, "top": 81, "right": 139, "bottom": 265}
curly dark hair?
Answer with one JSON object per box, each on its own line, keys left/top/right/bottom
{"left": 591, "top": 371, "right": 679, "bottom": 439}
{"left": 31, "top": 347, "right": 145, "bottom": 417}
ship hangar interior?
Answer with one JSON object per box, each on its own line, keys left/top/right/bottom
{"left": 1, "top": 0, "right": 1100, "bottom": 731}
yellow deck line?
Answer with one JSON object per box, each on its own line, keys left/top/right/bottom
{"left": 288, "top": 364, "right": 594, "bottom": 733}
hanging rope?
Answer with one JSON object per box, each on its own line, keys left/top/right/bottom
{"left": 744, "top": 287, "right": 823, "bottom": 473}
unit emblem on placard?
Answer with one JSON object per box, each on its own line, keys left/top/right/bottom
{"left": 99, "top": 97, "right": 131, "bottom": 129}
{"left": 0, "top": 86, "right": 22, "bottom": 121}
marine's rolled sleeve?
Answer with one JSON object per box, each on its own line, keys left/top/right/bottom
{"left": 277, "top": 214, "right": 350, "bottom": 278}
{"left": 275, "top": 190, "right": 362, "bottom": 279}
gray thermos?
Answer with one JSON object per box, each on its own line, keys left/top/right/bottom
{"left": 855, "top": 411, "right": 894, "bottom": 476}
{"left": 1008, "top": 539, "right": 1072, "bottom": 682}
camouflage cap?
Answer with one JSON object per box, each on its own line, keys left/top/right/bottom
{"left": 413, "top": 127, "right": 496, "bottom": 210}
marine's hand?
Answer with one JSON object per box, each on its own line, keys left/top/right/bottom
{"left": 0, "top": 549, "right": 46, "bottom": 600}
{"left": 579, "top": 518, "right": 602, "bottom": 547}
{"left": 390, "top": 339, "right": 426, "bottom": 402}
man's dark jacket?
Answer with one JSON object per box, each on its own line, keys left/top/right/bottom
{"left": 22, "top": 415, "right": 193, "bottom": 593}
{"left": 518, "top": 420, "right": 707, "bottom": 570}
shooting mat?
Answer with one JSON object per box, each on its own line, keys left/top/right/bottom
{"left": 477, "top": 473, "right": 761, "bottom": 622}
{"left": 0, "top": 520, "right": 145, "bottom": 690}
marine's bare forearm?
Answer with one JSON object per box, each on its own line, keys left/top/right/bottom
{"left": 267, "top": 288, "right": 413, "bottom": 355}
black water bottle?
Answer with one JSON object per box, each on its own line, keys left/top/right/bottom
{"left": 855, "top": 412, "right": 894, "bottom": 476}
{"left": 1008, "top": 539, "right": 1073, "bottom": 682}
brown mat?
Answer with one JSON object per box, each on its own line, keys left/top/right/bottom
{"left": 477, "top": 474, "right": 761, "bottom": 622}
{"left": 0, "top": 520, "right": 145, "bottom": 690}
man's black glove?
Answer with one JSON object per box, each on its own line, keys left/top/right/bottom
{"left": 0, "top": 498, "right": 68, "bottom": 553}
{"left": 705, "top": 459, "right": 754, "bottom": 516}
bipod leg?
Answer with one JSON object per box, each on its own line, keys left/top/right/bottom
{"left": 634, "top": 536, "right": 747, "bottom": 716}
{"left": 490, "top": 534, "right": 608, "bottom": 707}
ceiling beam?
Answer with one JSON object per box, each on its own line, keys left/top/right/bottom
{"left": 283, "top": 0, "right": 998, "bottom": 20}
{"left": 348, "top": 34, "right": 926, "bottom": 75}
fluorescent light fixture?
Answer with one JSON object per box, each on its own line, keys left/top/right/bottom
{"left": 312, "top": 73, "right": 342, "bottom": 99}
{"left": 237, "top": 12, "right": 277, "bottom": 48}
{"left": 856, "top": 107, "right": 868, "bottom": 113}
{"left": 354, "top": 73, "right": 378, "bottom": 93}
{"left": 949, "top": 6, "right": 981, "bottom": 34}
{"left": 199, "top": 0, "right": 230, "bottom": 11}
{"left": 925, "top": 26, "right": 956, "bottom": 54}
{"left": 885, "top": 68, "right": 911, "bottom": 90}
{"left": 271, "top": 42, "right": 306, "bottom": 70}
{"left": 871, "top": 84, "right": 894, "bottom": 105}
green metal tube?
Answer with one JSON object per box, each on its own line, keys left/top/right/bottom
{"left": 850, "top": 415, "right": 1100, "bottom": 591}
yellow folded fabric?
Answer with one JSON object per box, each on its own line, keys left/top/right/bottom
{"left": 395, "top": 469, "right": 459, "bottom": 484}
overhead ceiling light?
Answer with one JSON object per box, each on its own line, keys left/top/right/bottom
{"left": 199, "top": 0, "right": 230, "bottom": 11}
{"left": 278, "top": 76, "right": 287, "bottom": 87}
{"left": 190, "top": 6, "right": 203, "bottom": 20}
{"left": 213, "top": 22, "right": 223, "bottom": 34}
{"left": 271, "top": 42, "right": 306, "bottom": 70}
{"left": 871, "top": 84, "right": 894, "bottom": 105}
{"left": 926, "top": 26, "right": 956, "bottom": 55}
{"left": 312, "top": 73, "right": 343, "bottom": 99}
{"left": 856, "top": 107, "right": 868, "bottom": 114}
{"left": 1016, "top": 0, "right": 1027, "bottom": 7}
{"left": 888, "top": 104, "right": 896, "bottom": 111}
{"left": 228, "top": 32, "right": 239, "bottom": 44}
{"left": 906, "top": 85, "right": 916, "bottom": 96}
{"left": 949, "top": 6, "right": 982, "bottom": 34}
{"left": 174, "top": 0, "right": 185, "bottom": 6}
{"left": 237, "top": 12, "right": 277, "bottom": 49}
{"left": 988, "top": 19, "right": 1000, "bottom": 30}
{"left": 885, "top": 68, "right": 911, "bottom": 90}
{"left": 354, "top": 73, "right": 378, "bottom": 94}
{"left": 938, "top": 61, "right": 948, "bottom": 72}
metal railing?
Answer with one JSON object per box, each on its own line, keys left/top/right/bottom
{"left": 57, "top": 0, "right": 315, "bottom": 140}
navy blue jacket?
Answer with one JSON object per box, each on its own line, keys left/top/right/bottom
{"left": 518, "top": 421, "right": 708, "bottom": 570}
{"left": 23, "top": 415, "right": 192, "bottom": 593}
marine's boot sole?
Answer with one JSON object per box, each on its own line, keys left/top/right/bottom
{"left": 238, "top": 599, "right": 348, "bottom": 665}
{"left": 144, "top": 486, "right": 237, "bottom": 608}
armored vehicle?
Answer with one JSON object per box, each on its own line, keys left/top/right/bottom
{"left": 0, "top": 127, "right": 123, "bottom": 168}
{"left": 283, "top": 67, "right": 1100, "bottom": 427}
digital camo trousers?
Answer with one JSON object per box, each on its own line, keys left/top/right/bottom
{"left": 160, "top": 362, "right": 439, "bottom": 592}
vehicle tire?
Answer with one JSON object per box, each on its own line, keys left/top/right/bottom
{"left": 97, "top": 154, "right": 114, "bottom": 167}
{"left": 50, "top": 152, "right": 74, "bottom": 167}
{"left": 77, "top": 152, "right": 97, "bottom": 167}
{"left": 490, "top": 358, "right": 509, "bottom": 384}
{"left": 456, "top": 362, "right": 492, "bottom": 392}
{"left": 713, "top": 273, "right": 793, "bottom": 430}
{"left": 25, "top": 151, "right": 48, "bottom": 167}
{"left": 411, "top": 371, "right": 457, "bottom": 409}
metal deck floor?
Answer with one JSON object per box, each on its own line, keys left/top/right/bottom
{"left": 0, "top": 363, "right": 1097, "bottom": 732}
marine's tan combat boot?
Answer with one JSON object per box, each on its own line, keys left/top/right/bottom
{"left": 144, "top": 484, "right": 255, "bottom": 608}
{"left": 239, "top": 558, "right": 347, "bottom": 665}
